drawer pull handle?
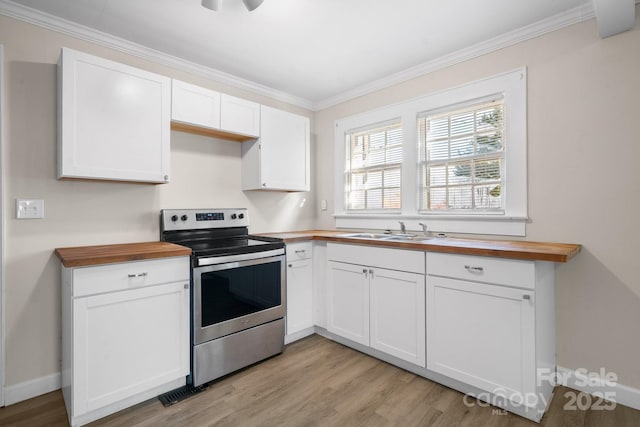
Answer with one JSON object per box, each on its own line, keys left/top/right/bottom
{"left": 464, "top": 265, "right": 484, "bottom": 273}
{"left": 294, "top": 249, "right": 306, "bottom": 254}
{"left": 523, "top": 295, "right": 531, "bottom": 300}
{"left": 127, "top": 272, "right": 148, "bottom": 278}
{"left": 369, "top": 268, "right": 374, "bottom": 278}
{"left": 363, "top": 268, "right": 368, "bottom": 278}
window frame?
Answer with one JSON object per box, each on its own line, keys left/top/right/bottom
{"left": 334, "top": 68, "right": 527, "bottom": 236}
{"left": 345, "top": 120, "right": 404, "bottom": 213}
{"left": 418, "top": 96, "right": 506, "bottom": 214}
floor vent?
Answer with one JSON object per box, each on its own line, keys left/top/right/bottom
{"left": 158, "top": 384, "right": 208, "bottom": 407}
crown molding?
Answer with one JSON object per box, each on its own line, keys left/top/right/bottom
{"left": 0, "top": 1, "right": 604, "bottom": 112}
{"left": 0, "top": 0, "right": 314, "bottom": 110}
{"left": 312, "top": 2, "right": 596, "bottom": 111}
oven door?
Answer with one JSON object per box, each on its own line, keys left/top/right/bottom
{"left": 193, "top": 252, "right": 285, "bottom": 344}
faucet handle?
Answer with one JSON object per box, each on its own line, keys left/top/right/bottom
{"left": 418, "top": 222, "right": 428, "bottom": 236}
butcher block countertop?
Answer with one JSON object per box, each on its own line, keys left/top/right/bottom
{"left": 55, "top": 242, "right": 192, "bottom": 268}
{"left": 259, "top": 230, "right": 580, "bottom": 263}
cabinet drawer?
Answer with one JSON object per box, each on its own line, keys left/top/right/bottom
{"left": 327, "top": 243, "right": 424, "bottom": 274}
{"left": 286, "top": 242, "right": 312, "bottom": 261}
{"left": 427, "top": 252, "right": 535, "bottom": 289}
{"left": 72, "top": 257, "right": 190, "bottom": 297}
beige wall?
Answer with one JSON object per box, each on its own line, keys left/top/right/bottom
{"left": 315, "top": 10, "right": 640, "bottom": 389}
{"left": 0, "top": 15, "right": 316, "bottom": 386}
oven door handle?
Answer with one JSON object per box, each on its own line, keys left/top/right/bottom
{"left": 197, "top": 248, "right": 285, "bottom": 267}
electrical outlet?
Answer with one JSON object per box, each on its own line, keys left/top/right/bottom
{"left": 16, "top": 199, "right": 45, "bottom": 219}
{"left": 321, "top": 199, "right": 327, "bottom": 211}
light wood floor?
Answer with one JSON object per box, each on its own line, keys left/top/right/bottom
{"left": 1, "top": 334, "right": 639, "bottom": 426}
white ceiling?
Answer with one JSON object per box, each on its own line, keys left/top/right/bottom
{"left": 0, "top": 0, "right": 610, "bottom": 108}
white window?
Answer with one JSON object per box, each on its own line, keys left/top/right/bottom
{"left": 334, "top": 68, "right": 527, "bottom": 236}
{"left": 345, "top": 122, "right": 403, "bottom": 211}
{"left": 419, "top": 98, "right": 505, "bottom": 213}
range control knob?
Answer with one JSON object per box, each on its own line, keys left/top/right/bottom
{"left": 231, "top": 214, "right": 237, "bottom": 220}
{"left": 238, "top": 213, "right": 245, "bottom": 219}
{"left": 181, "top": 215, "right": 188, "bottom": 221}
{"left": 171, "top": 215, "right": 178, "bottom": 222}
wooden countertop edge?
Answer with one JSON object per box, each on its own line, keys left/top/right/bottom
{"left": 259, "top": 230, "right": 581, "bottom": 263}
{"left": 55, "top": 242, "right": 192, "bottom": 268}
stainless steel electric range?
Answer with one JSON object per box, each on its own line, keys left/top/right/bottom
{"left": 160, "top": 208, "right": 286, "bottom": 386}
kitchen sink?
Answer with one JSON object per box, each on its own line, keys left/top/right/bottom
{"left": 337, "top": 233, "right": 392, "bottom": 239}
{"left": 337, "top": 232, "right": 437, "bottom": 242}
{"left": 380, "top": 234, "right": 417, "bottom": 241}
{"left": 337, "top": 232, "right": 427, "bottom": 241}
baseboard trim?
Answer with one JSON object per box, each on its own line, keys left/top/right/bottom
{"left": 4, "top": 372, "right": 61, "bottom": 406}
{"left": 284, "top": 326, "right": 315, "bottom": 344}
{"left": 557, "top": 366, "right": 640, "bottom": 411}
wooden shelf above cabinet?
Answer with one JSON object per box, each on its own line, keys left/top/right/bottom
{"left": 171, "top": 121, "right": 256, "bottom": 142}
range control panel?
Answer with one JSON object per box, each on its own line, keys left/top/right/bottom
{"left": 161, "top": 208, "right": 249, "bottom": 231}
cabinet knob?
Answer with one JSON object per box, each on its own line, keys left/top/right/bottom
{"left": 523, "top": 294, "right": 531, "bottom": 300}
{"left": 363, "top": 268, "right": 368, "bottom": 278}
{"left": 164, "top": 175, "right": 169, "bottom": 181}
{"left": 262, "top": 183, "right": 267, "bottom": 187}
{"left": 184, "top": 283, "right": 189, "bottom": 290}
{"left": 288, "top": 264, "right": 293, "bottom": 268}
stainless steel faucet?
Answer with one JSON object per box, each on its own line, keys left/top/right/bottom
{"left": 418, "top": 222, "right": 428, "bottom": 236}
{"left": 398, "top": 221, "right": 406, "bottom": 234}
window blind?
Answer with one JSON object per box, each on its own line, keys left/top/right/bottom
{"left": 346, "top": 122, "right": 403, "bottom": 211}
{"left": 419, "top": 99, "right": 505, "bottom": 212}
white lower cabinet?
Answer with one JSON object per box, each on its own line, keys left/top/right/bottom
{"left": 370, "top": 268, "right": 425, "bottom": 367}
{"left": 286, "top": 242, "right": 314, "bottom": 342}
{"left": 426, "top": 252, "right": 555, "bottom": 421}
{"left": 326, "top": 243, "right": 426, "bottom": 366}
{"left": 323, "top": 244, "right": 555, "bottom": 422}
{"left": 287, "top": 259, "right": 314, "bottom": 333}
{"left": 426, "top": 276, "right": 535, "bottom": 397}
{"left": 62, "top": 257, "right": 190, "bottom": 426}
{"left": 327, "top": 261, "right": 370, "bottom": 346}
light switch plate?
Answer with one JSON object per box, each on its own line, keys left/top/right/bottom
{"left": 16, "top": 199, "right": 45, "bottom": 219}
{"left": 321, "top": 199, "right": 327, "bottom": 211}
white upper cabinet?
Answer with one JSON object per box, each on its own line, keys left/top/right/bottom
{"left": 170, "top": 81, "right": 259, "bottom": 142}
{"left": 220, "top": 94, "right": 260, "bottom": 137}
{"left": 58, "top": 48, "right": 171, "bottom": 183}
{"left": 171, "top": 79, "right": 221, "bottom": 130}
{"left": 242, "top": 105, "right": 310, "bottom": 192}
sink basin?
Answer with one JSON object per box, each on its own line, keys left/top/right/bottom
{"left": 380, "top": 235, "right": 417, "bottom": 241}
{"left": 337, "top": 232, "right": 420, "bottom": 241}
{"left": 337, "top": 232, "right": 437, "bottom": 243}
{"left": 337, "top": 233, "right": 391, "bottom": 239}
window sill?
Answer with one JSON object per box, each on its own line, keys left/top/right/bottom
{"left": 334, "top": 213, "right": 527, "bottom": 237}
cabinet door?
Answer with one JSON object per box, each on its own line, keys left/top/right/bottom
{"left": 171, "top": 79, "right": 221, "bottom": 129}
{"left": 220, "top": 94, "right": 260, "bottom": 137}
{"left": 259, "top": 105, "right": 310, "bottom": 191}
{"left": 426, "top": 276, "right": 535, "bottom": 397}
{"left": 370, "top": 268, "right": 425, "bottom": 367}
{"left": 72, "top": 281, "right": 189, "bottom": 416}
{"left": 58, "top": 48, "right": 171, "bottom": 183}
{"left": 327, "top": 261, "right": 369, "bottom": 346}
{"left": 286, "top": 259, "right": 314, "bottom": 335}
